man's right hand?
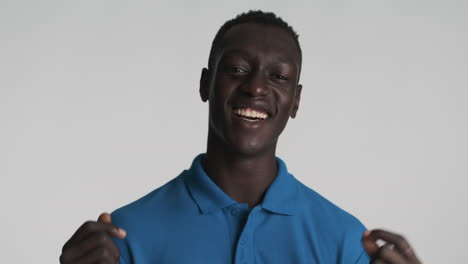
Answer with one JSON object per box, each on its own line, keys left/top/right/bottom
{"left": 60, "top": 213, "right": 127, "bottom": 264}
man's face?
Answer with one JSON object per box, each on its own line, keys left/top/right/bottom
{"left": 200, "top": 23, "right": 302, "bottom": 156}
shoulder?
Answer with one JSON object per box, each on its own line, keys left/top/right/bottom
{"left": 111, "top": 170, "right": 188, "bottom": 228}
{"left": 294, "top": 177, "right": 369, "bottom": 262}
{"left": 295, "top": 178, "right": 366, "bottom": 230}
{"left": 109, "top": 171, "right": 191, "bottom": 263}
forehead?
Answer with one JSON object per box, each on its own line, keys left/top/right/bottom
{"left": 216, "top": 23, "right": 301, "bottom": 67}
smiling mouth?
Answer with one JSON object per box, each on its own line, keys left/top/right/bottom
{"left": 233, "top": 108, "right": 270, "bottom": 122}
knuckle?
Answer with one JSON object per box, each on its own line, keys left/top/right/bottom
{"left": 96, "top": 247, "right": 111, "bottom": 259}
{"left": 61, "top": 241, "right": 70, "bottom": 252}
{"left": 97, "top": 232, "right": 111, "bottom": 244}
{"left": 378, "top": 245, "right": 393, "bottom": 258}
{"left": 395, "top": 233, "right": 405, "bottom": 242}
{"left": 82, "top": 220, "right": 95, "bottom": 231}
{"left": 401, "top": 241, "right": 414, "bottom": 256}
{"left": 405, "top": 247, "right": 415, "bottom": 256}
{"left": 396, "top": 234, "right": 410, "bottom": 248}
{"left": 59, "top": 253, "right": 68, "bottom": 263}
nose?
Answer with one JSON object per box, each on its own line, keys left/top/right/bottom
{"left": 242, "top": 71, "right": 270, "bottom": 97}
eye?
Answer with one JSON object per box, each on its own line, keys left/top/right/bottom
{"left": 274, "top": 74, "right": 288, "bottom": 81}
{"left": 231, "top": 67, "right": 247, "bottom": 73}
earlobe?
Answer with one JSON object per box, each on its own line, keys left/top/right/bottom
{"left": 290, "top": 84, "right": 302, "bottom": 118}
{"left": 199, "top": 68, "right": 209, "bottom": 102}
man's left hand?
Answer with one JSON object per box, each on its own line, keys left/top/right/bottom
{"left": 362, "top": 229, "right": 422, "bottom": 263}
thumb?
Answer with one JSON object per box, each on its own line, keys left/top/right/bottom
{"left": 362, "top": 230, "right": 379, "bottom": 258}
{"left": 98, "top": 212, "right": 112, "bottom": 224}
{"left": 98, "top": 212, "right": 127, "bottom": 238}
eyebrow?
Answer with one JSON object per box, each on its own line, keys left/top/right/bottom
{"left": 221, "top": 49, "right": 297, "bottom": 66}
{"left": 221, "top": 49, "right": 251, "bottom": 59}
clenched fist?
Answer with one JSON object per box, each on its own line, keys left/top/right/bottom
{"left": 60, "top": 213, "right": 126, "bottom": 264}
{"left": 362, "top": 229, "right": 422, "bottom": 264}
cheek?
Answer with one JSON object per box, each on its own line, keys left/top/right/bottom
{"left": 271, "top": 94, "right": 295, "bottom": 131}
{"left": 276, "top": 91, "right": 296, "bottom": 115}
{"left": 209, "top": 78, "right": 236, "bottom": 128}
{"left": 211, "top": 76, "right": 234, "bottom": 104}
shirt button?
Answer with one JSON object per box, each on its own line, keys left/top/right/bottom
{"left": 231, "top": 208, "right": 239, "bottom": 216}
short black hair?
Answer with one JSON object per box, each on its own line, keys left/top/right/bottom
{"left": 208, "top": 10, "right": 302, "bottom": 70}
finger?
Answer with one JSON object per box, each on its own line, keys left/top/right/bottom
{"left": 362, "top": 230, "right": 379, "bottom": 258}
{"left": 370, "top": 229, "right": 417, "bottom": 259}
{"left": 98, "top": 212, "right": 112, "bottom": 224}
{"left": 61, "top": 231, "right": 120, "bottom": 263}
{"left": 73, "top": 245, "right": 119, "bottom": 264}
{"left": 97, "top": 213, "right": 126, "bottom": 239}
{"left": 375, "top": 244, "right": 406, "bottom": 263}
{"left": 77, "top": 221, "right": 125, "bottom": 242}
{"left": 63, "top": 221, "right": 125, "bottom": 252}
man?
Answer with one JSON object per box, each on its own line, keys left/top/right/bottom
{"left": 60, "top": 10, "right": 422, "bottom": 264}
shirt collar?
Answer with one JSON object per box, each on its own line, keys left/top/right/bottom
{"left": 183, "top": 153, "right": 298, "bottom": 216}
{"left": 260, "top": 156, "right": 298, "bottom": 215}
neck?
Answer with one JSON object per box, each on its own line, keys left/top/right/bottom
{"left": 203, "top": 130, "right": 278, "bottom": 209}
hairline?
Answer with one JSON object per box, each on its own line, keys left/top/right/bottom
{"left": 208, "top": 22, "right": 302, "bottom": 75}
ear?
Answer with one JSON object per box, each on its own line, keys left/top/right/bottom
{"left": 199, "top": 68, "right": 209, "bottom": 102}
{"left": 290, "top": 84, "right": 302, "bottom": 119}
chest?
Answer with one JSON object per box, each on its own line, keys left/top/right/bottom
{"left": 127, "top": 207, "right": 338, "bottom": 264}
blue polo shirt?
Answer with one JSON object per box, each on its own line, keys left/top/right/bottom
{"left": 111, "top": 154, "right": 370, "bottom": 263}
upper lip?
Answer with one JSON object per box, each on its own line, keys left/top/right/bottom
{"left": 231, "top": 102, "right": 273, "bottom": 118}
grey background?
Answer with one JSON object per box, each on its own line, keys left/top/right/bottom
{"left": 1, "top": 0, "right": 467, "bottom": 263}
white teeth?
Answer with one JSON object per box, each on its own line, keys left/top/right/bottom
{"left": 234, "top": 108, "right": 268, "bottom": 120}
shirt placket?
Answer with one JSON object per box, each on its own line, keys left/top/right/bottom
{"left": 234, "top": 206, "right": 261, "bottom": 264}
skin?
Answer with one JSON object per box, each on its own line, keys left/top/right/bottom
{"left": 199, "top": 23, "right": 302, "bottom": 208}
{"left": 362, "top": 229, "right": 422, "bottom": 263}
{"left": 60, "top": 212, "right": 125, "bottom": 264}
{"left": 60, "top": 23, "right": 422, "bottom": 264}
